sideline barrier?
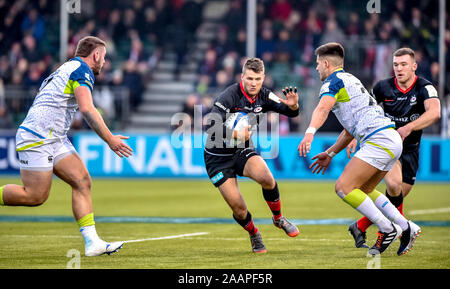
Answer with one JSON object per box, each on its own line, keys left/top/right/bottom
{"left": 1, "top": 132, "right": 449, "bottom": 181}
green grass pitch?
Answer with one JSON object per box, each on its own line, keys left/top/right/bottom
{"left": 0, "top": 177, "right": 449, "bottom": 269}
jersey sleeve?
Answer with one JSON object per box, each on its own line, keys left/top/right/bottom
{"left": 421, "top": 84, "right": 439, "bottom": 100}
{"left": 262, "top": 89, "right": 299, "bottom": 117}
{"left": 210, "top": 90, "right": 233, "bottom": 119}
{"left": 68, "top": 64, "right": 95, "bottom": 93}
{"left": 319, "top": 75, "right": 347, "bottom": 102}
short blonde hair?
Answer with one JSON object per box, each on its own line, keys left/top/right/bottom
{"left": 242, "top": 57, "right": 265, "bottom": 74}
{"left": 394, "top": 47, "right": 415, "bottom": 59}
{"left": 75, "top": 36, "right": 106, "bottom": 57}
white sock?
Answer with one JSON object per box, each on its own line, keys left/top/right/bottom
{"left": 80, "top": 225, "right": 102, "bottom": 246}
{"left": 355, "top": 197, "right": 393, "bottom": 232}
{"left": 370, "top": 192, "right": 408, "bottom": 231}
{"left": 340, "top": 189, "right": 393, "bottom": 233}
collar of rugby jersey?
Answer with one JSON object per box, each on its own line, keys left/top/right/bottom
{"left": 240, "top": 81, "right": 258, "bottom": 104}
{"left": 394, "top": 75, "right": 418, "bottom": 94}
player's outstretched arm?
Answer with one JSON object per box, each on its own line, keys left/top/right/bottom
{"left": 346, "top": 138, "right": 357, "bottom": 158}
{"left": 298, "top": 95, "right": 336, "bottom": 156}
{"left": 397, "top": 98, "right": 441, "bottom": 140}
{"left": 328, "top": 129, "right": 355, "bottom": 156}
{"left": 74, "top": 86, "right": 133, "bottom": 158}
{"left": 310, "top": 129, "right": 353, "bottom": 174}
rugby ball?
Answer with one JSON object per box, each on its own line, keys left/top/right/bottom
{"left": 224, "top": 112, "right": 249, "bottom": 146}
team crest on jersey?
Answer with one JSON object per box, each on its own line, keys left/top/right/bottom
{"left": 254, "top": 106, "right": 262, "bottom": 113}
{"left": 410, "top": 96, "right": 417, "bottom": 106}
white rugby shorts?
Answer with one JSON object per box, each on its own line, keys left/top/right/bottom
{"left": 15, "top": 128, "right": 77, "bottom": 171}
{"left": 354, "top": 128, "right": 402, "bottom": 171}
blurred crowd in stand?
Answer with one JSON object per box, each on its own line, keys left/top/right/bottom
{"left": 0, "top": 0, "right": 202, "bottom": 130}
{"left": 0, "top": 0, "right": 447, "bottom": 134}
{"left": 182, "top": 0, "right": 448, "bottom": 134}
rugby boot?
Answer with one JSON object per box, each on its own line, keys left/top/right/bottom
{"left": 250, "top": 232, "right": 267, "bottom": 253}
{"left": 348, "top": 221, "right": 369, "bottom": 248}
{"left": 368, "top": 223, "right": 402, "bottom": 256}
{"left": 397, "top": 220, "right": 421, "bottom": 256}
{"left": 273, "top": 216, "right": 299, "bottom": 237}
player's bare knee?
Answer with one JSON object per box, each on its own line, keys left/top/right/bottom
{"left": 233, "top": 206, "right": 248, "bottom": 220}
{"left": 71, "top": 173, "right": 92, "bottom": 193}
{"left": 259, "top": 175, "right": 276, "bottom": 190}
{"left": 79, "top": 175, "right": 92, "bottom": 193}
{"left": 334, "top": 179, "right": 348, "bottom": 196}
{"left": 385, "top": 180, "right": 402, "bottom": 197}
{"left": 335, "top": 179, "right": 357, "bottom": 198}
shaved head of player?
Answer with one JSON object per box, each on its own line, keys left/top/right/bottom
{"left": 315, "top": 42, "right": 344, "bottom": 81}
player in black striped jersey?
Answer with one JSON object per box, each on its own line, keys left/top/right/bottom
{"left": 203, "top": 58, "right": 300, "bottom": 253}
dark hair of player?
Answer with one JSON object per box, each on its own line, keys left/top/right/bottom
{"left": 393, "top": 47, "right": 415, "bottom": 59}
{"left": 314, "top": 42, "right": 345, "bottom": 59}
{"left": 242, "top": 57, "right": 265, "bottom": 74}
{"left": 75, "top": 36, "right": 106, "bottom": 58}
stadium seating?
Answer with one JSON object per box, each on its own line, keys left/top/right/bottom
{"left": 0, "top": 0, "right": 447, "bottom": 134}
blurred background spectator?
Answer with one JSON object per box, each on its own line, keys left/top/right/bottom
{"left": 0, "top": 0, "right": 447, "bottom": 135}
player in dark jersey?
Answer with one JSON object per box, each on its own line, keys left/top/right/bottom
{"left": 347, "top": 48, "right": 441, "bottom": 250}
{"left": 203, "top": 57, "right": 300, "bottom": 253}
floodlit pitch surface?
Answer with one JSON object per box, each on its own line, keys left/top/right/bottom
{"left": 0, "top": 178, "right": 449, "bottom": 269}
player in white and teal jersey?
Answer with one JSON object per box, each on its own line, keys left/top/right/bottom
{"left": 298, "top": 42, "right": 420, "bottom": 256}
{"left": 318, "top": 68, "right": 394, "bottom": 144}
{"left": 0, "top": 36, "right": 133, "bottom": 257}
{"left": 16, "top": 55, "right": 95, "bottom": 153}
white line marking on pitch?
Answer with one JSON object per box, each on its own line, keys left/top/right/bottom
{"left": 122, "top": 232, "right": 210, "bottom": 243}
{"left": 408, "top": 207, "right": 450, "bottom": 215}
{"left": 4, "top": 234, "right": 440, "bottom": 244}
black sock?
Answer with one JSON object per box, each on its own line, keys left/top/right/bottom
{"left": 233, "top": 211, "right": 258, "bottom": 235}
{"left": 262, "top": 182, "right": 281, "bottom": 217}
{"left": 386, "top": 190, "right": 403, "bottom": 208}
{"left": 262, "top": 182, "right": 280, "bottom": 202}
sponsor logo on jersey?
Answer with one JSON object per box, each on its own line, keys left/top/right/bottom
{"left": 385, "top": 113, "right": 409, "bottom": 123}
{"left": 215, "top": 102, "right": 230, "bottom": 113}
{"left": 425, "top": 85, "right": 438, "bottom": 98}
{"left": 410, "top": 114, "right": 420, "bottom": 121}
